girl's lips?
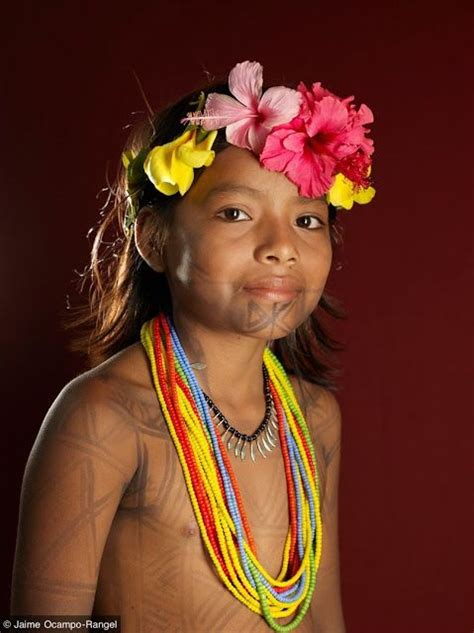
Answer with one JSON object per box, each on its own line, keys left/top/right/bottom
{"left": 242, "top": 275, "right": 303, "bottom": 302}
{"left": 243, "top": 287, "right": 301, "bottom": 302}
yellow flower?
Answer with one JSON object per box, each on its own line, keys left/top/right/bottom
{"left": 143, "top": 128, "right": 218, "bottom": 196}
{"left": 327, "top": 173, "right": 376, "bottom": 210}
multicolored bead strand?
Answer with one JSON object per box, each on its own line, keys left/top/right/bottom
{"left": 140, "top": 312, "right": 323, "bottom": 631}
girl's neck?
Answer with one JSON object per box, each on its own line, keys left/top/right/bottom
{"left": 171, "top": 310, "right": 268, "bottom": 409}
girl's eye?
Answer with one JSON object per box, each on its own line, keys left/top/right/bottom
{"left": 216, "top": 207, "right": 250, "bottom": 221}
{"left": 296, "top": 215, "right": 326, "bottom": 230}
{"left": 216, "top": 208, "right": 325, "bottom": 229}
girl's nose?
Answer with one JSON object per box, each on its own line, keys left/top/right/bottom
{"left": 254, "top": 221, "right": 298, "bottom": 265}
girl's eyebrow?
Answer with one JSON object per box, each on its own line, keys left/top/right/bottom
{"left": 204, "top": 183, "right": 264, "bottom": 200}
{"left": 203, "top": 182, "right": 325, "bottom": 204}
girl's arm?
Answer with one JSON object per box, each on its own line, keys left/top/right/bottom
{"left": 308, "top": 386, "right": 346, "bottom": 633}
{"left": 11, "top": 376, "right": 138, "bottom": 614}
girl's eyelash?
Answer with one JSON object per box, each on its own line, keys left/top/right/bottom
{"left": 296, "top": 215, "right": 326, "bottom": 230}
{"left": 216, "top": 207, "right": 250, "bottom": 221}
{"left": 216, "top": 207, "right": 326, "bottom": 230}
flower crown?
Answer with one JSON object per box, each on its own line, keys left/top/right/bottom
{"left": 122, "top": 60, "right": 375, "bottom": 235}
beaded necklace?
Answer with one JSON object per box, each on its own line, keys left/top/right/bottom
{"left": 140, "top": 312, "right": 323, "bottom": 632}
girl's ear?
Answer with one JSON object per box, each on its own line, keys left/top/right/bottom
{"left": 134, "top": 206, "right": 166, "bottom": 273}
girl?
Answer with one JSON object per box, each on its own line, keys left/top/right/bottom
{"left": 11, "top": 60, "right": 375, "bottom": 632}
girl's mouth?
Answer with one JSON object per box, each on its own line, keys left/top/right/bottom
{"left": 242, "top": 287, "right": 301, "bottom": 302}
{"left": 244, "top": 275, "right": 303, "bottom": 301}
{"left": 242, "top": 275, "right": 303, "bottom": 302}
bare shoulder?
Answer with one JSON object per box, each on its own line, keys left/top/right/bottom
{"left": 33, "top": 342, "right": 154, "bottom": 470}
{"left": 57, "top": 340, "right": 165, "bottom": 439}
{"left": 59, "top": 340, "right": 157, "bottom": 413}
{"left": 33, "top": 367, "right": 138, "bottom": 474}
{"left": 52, "top": 341, "right": 147, "bottom": 424}
{"left": 85, "top": 341, "right": 156, "bottom": 395}
{"left": 287, "top": 374, "right": 342, "bottom": 446}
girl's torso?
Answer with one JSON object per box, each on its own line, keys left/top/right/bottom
{"left": 92, "top": 341, "right": 326, "bottom": 632}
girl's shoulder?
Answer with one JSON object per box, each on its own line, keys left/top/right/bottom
{"left": 66, "top": 341, "right": 160, "bottom": 418}
{"left": 43, "top": 341, "right": 159, "bottom": 453}
{"left": 85, "top": 341, "right": 155, "bottom": 393}
{"left": 287, "top": 374, "right": 342, "bottom": 445}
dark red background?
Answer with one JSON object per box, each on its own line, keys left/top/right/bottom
{"left": 1, "top": 1, "right": 472, "bottom": 630}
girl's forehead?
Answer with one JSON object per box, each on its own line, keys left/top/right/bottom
{"left": 188, "top": 146, "right": 323, "bottom": 205}
{"left": 201, "top": 146, "right": 267, "bottom": 183}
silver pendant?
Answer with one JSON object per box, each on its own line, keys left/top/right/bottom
{"left": 250, "top": 441, "right": 256, "bottom": 463}
{"left": 204, "top": 367, "right": 278, "bottom": 462}
{"left": 217, "top": 422, "right": 279, "bottom": 462}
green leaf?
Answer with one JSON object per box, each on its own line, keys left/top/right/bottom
{"left": 127, "top": 147, "right": 149, "bottom": 186}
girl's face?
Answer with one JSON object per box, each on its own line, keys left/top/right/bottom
{"left": 161, "top": 146, "right": 333, "bottom": 340}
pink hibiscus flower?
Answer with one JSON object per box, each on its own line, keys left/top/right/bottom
{"left": 260, "top": 117, "right": 337, "bottom": 198}
{"left": 260, "top": 81, "right": 374, "bottom": 198}
{"left": 197, "top": 61, "right": 302, "bottom": 154}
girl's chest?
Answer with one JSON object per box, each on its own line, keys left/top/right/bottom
{"left": 118, "top": 434, "right": 292, "bottom": 571}
{"left": 95, "top": 435, "right": 320, "bottom": 631}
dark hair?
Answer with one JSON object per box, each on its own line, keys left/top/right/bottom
{"left": 60, "top": 78, "right": 347, "bottom": 391}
